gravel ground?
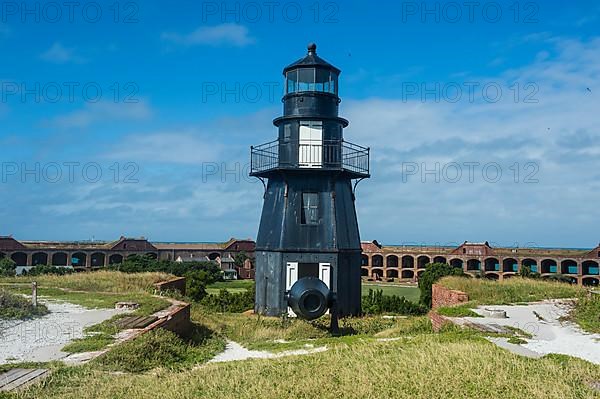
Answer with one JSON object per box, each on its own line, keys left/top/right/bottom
{"left": 0, "top": 300, "right": 126, "bottom": 364}
{"left": 464, "top": 300, "right": 600, "bottom": 365}
{"left": 209, "top": 340, "right": 327, "bottom": 363}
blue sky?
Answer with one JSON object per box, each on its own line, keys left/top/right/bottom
{"left": 1, "top": 0, "right": 599, "bottom": 248}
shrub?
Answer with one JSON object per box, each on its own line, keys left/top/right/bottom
{"left": 109, "top": 255, "right": 222, "bottom": 283}
{"left": 0, "top": 289, "right": 49, "bottom": 319}
{"left": 419, "top": 263, "right": 466, "bottom": 308}
{"left": 200, "top": 284, "right": 255, "bottom": 313}
{"left": 0, "top": 257, "right": 16, "bottom": 277}
{"left": 186, "top": 271, "right": 209, "bottom": 302}
{"left": 22, "top": 265, "right": 74, "bottom": 276}
{"left": 362, "top": 289, "right": 427, "bottom": 316}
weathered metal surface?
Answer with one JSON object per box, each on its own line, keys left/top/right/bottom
{"left": 252, "top": 44, "right": 369, "bottom": 318}
{"left": 116, "top": 315, "right": 158, "bottom": 329}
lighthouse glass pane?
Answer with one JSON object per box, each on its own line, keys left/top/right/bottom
{"left": 299, "top": 121, "right": 323, "bottom": 167}
{"left": 316, "top": 69, "right": 331, "bottom": 93}
{"left": 286, "top": 70, "right": 298, "bottom": 94}
{"left": 298, "top": 68, "right": 316, "bottom": 92}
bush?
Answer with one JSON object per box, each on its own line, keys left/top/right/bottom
{"left": 22, "top": 265, "right": 74, "bottom": 276}
{"left": 0, "top": 257, "right": 16, "bottom": 277}
{"left": 0, "top": 289, "right": 49, "bottom": 319}
{"left": 186, "top": 270, "right": 209, "bottom": 302}
{"left": 109, "top": 255, "right": 222, "bottom": 283}
{"left": 361, "top": 289, "right": 427, "bottom": 316}
{"left": 419, "top": 263, "right": 466, "bottom": 308}
{"left": 200, "top": 284, "right": 255, "bottom": 313}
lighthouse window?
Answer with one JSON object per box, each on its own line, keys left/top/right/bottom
{"left": 301, "top": 193, "right": 319, "bottom": 225}
{"left": 286, "top": 70, "right": 298, "bottom": 94}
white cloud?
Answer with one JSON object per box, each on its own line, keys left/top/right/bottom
{"left": 106, "top": 131, "right": 224, "bottom": 165}
{"left": 47, "top": 101, "right": 152, "bottom": 129}
{"left": 161, "top": 23, "right": 255, "bottom": 47}
{"left": 40, "top": 42, "right": 86, "bottom": 64}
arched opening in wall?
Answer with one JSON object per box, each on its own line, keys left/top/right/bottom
{"left": 522, "top": 258, "right": 537, "bottom": 273}
{"left": 417, "top": 256, "right": 430, "bottom": 269}
{"left": 361, "top": 254, "right": 369, "bottom": 266}
{"left": 371, "top": 268, "right": 383, "bottom": 280}
{"left": 208, "top": 252, "right": 221, "bottom": 261}
{"left": 402, "top": 255, "right": 414, "bottom": 268}
{"left": 91, "top": 253, "right": 106, "bottom": 267}
{"left": 561, "top": 260, "right": 578, "bottom": 275}
{"left": 485, "top": 273, "right": 499, "bottom": 280}
{"left": 386, "top": 269, "right": 398, "bottom": 279}
{"left": 109, "top": 254, "right": 124, "bottom": 265}
{"left": 484, "top": 258, "right": 499, "bottom": 272}
{"left": 433, "top": 256, "right": 447, "bottom": 264}
{"left": 11, "top": 252, "right": 27, "bottom": 266}
{"left": 71, "top": 252, "right": 87, "bottom": 267}
{"left": 361, "top": 268, "right": 369, "bottom": 277}
{"left": 467, "top": 259, "right": 481, "bottom": 271}
{"left": 52, "top": 252, "right": 68, "bottom": 266}
{"left": 32, "top": 252, "right": 48, "bottom": 266}
{"left": 582, "top": 277, "right": 599, "bottom": 287}
{"left": 541, "top": 259, "right": 557, "bottom": 274}
{"left": 583, "top": 261, "right": 599, "bottom": 276}
{"left": 401, "top": 270, "right": 414, "bottom": 279}
{"left": 502, "top": 258, "right": 518, "bottom": 273}
{"left": 386, "top": 255, "right": 398, "bottom": 268}
{"left": 416, "top": 270, "right": 425, "bottom": 278}
{"left": 504, "top": 273, "right": 515, "bottom": 280}
{"left": 372, "top": 255, "right": 383, "bottom": 268}
{"left": 450, "top": 258, "right": 463, "bottom": 269}
{"left": 146, "top": 252, "right": 158, "bottom": 260}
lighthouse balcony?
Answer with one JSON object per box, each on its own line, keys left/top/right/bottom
{"left": 250, "top": 139, "right": 370, "bottom": 178}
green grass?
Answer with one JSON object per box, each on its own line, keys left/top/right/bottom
{"left": 0, "top": 289, "right": 49, "bottom": 320}
{"left": 439, "top": 276, "right": 584, "bottom": 305}
{"left": 361, "top": 283, "right": 420, "bottom": 303}
{"left": 436, "top": 303, "right": 482, "bottom": 318}
{"left": 571, "top": 293, "right": 600, "bottom": 333}
{"left": 0, "top": 271, "right": 173, "bottom": 294}
{"left": 206, "top": 280, "right": 254, "bottom": 295}
{"left": 91, "top": 324, "right": 225, "bottom": 373}
{"left": 9, "top": 331, "right": 600, "bottom": 399}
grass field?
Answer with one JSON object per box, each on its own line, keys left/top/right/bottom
{"left": 7, "top": 331, "right": 599, "bottom": 399}
{"left": 208, "top": 280, "right": 421, "bottom": 303}
{"left": 439, "top": 276, "right": 585, "bottom": 304}
{"left": 1, "top": 273, "right": 599, "bottom": 399}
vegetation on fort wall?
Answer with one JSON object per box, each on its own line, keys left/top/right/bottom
{"left": 439, "top": 276, "right": 585, "bottom": 305}
{"left": 418, "top": 263, "right": 466, "bottom": 307}
{"left": 91, "top": 326, "right": 225, "bottom": 373}
{"left": 0, "top": 289, "right": 48, "bottom": 320}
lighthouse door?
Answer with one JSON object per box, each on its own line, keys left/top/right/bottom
{"left": 299, "top": 121, "right": 323, "bottom": 168}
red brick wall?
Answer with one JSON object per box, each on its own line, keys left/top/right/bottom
{"left": 429, "top": 311, "right": 452, "bottom": 332}
{"left": 157, "top": 303, "right": 192, "bottom": 338}
{"left": 154, "top": 277, "right": 186, "bottom": 296}
{"left": 431, "top": 284, "right": 469, "bottom": 310}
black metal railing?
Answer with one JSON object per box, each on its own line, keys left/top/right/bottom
{"left": 250, "top": 139, "right": 370, "bottom": 176}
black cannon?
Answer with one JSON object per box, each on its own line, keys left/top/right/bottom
{"left": 286, "top": 277, "right": 332, "bottom": 321}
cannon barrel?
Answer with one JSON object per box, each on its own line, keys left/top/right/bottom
{"left": 286, "top": 277, "right": 331, "bottom": 320}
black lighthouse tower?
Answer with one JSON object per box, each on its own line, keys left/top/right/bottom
{"left": 250, "top": 43, "right": 370, "bottom": 318}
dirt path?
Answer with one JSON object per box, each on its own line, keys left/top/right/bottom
{"left": 0, "top": 300, "right": 127, "bottom": 364}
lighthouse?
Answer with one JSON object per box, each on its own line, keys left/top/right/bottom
{"left": 250, "top": 43, "right": 370, "bottom": 319}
